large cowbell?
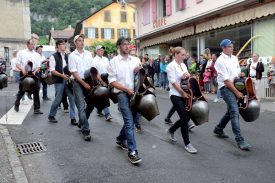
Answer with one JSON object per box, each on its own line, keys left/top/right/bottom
{"left": 181, "top": 77, "right": 209, "bottom": 125}
{"left": 44, "top": 72, "right": 54, "bottom": 85}
{"left": 235, "top": 77, "right": 260, "bottom": 122}
{"left": 0, "top": 73, "right": 8, "bottom": 89}
{"left": 22, "top": 77, "right": 35, "bottom": 92}
{"left": 133, "top": 68, "right": 159, "bottom": 121}
{"left": 84, "top": 67, "right": 110, "bottom": 111}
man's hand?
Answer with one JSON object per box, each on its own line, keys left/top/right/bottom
{"left": 133, "top": 66, "right": 140, "bottom": 74}
{"left": 181, "top": 91, "right": 190, "bottom": 99}
{"left": 235, "top": 91, "right": 243, "bottom": 99}
{"left": 63, "top": 74, "right": 69, "bottom": 80}
{"left": 83, "top": 82, "right": 91, "bottom": 91}
{"left": 126, "top": 88, "right": 134, "bottom": 96}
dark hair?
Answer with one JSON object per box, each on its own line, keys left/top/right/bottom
{"left": 116, "top": 37, "right": 131, "bottom": 47}
{"left": 56, "top": 39, "right": 67, "bottom": 48}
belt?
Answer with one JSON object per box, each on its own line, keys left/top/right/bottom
{"left": 250, "top": 76, "right": 256, "bottom": 78}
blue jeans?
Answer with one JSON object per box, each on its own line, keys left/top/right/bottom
{"left": 116, "top": 92, "right": 138, "bottom": 152}
{"left": 40, "top": 79, "right": 48, "bottom": 99}
{"left": 216, "top": 88, "right": 222, "bottom": 99}
{"left": 73, "top": 81, "right": 90, "bottom": 135}
{"left": 49, "top": 81, "right": 76, "bottom": 119}
{"left": 154, "top": 72, "right": 160, "bottom": 86}
{"left": 96, "top": 107, "right": 110, "bottom": 117}
{"left": 160, "top": 72, "right": 167, "bottom": 88}
{"left": 216, "top": 87, "right": 244, "bottom": 142}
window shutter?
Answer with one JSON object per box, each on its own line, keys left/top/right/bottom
{"left": 84, "top": 28, "right": 88, "bottom": 37}
{"left": 117, "top": 29, "right": 121, "bottom": 38}
{"left": 142, "top": 0, "right": 150, "bottom": 25}
{"left": 111, "top": 28, "right": 114, "bottom": 39}
{"left": 133, "top": 29, "right": 136, "bottom": 37}
{"left": 101, "top": 28, "right": 104, "bottom": 39}
{"left": 179, "top": 0, "right": 186, "bottom": 10}
{"left": 95, "top": 28, "right": 98, "bottom": 39}
{"left": 166, "top": 0, "right": 171, "bottom": 16}
{"left": 127, "top": 29, "right": 130, "bottom": 38}
{"left": 152, "top": 0, "right": 157, "bottom": 21}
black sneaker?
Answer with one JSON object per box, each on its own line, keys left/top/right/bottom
{"left": 34, "top": 110, "right": 43, "bottom": 114}
{"left": 14, "top": 105, "right": 19, "bottom": 112}
{"left": 71, "top": 119, "right": 77, "bottom": 126}
{"left": 97, "top": 112, "right": 104, "bottom": 117}
{"left": 116, "top": 141, "right": 128, "bottom": 151}
{"left": 128, "top": 151, "right": 142, "bottom": 164}
{"left": 27, "top": 92, "right": 32, "bottom": 100}
{"left": 48, "top": 116, "right": 58, "bottom": 123}
{"left": 213, "top": 128, "right": 229, "bottom": 138}
{"left": 165, "top": 118, "right": 173, "bottom": 125}
{"left": 83, "top": 134, "right": 91, "bottom": 141}
{"left": 43, "top": 97, "right": 51, "bottom": 101}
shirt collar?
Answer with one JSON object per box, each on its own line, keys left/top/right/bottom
{"left": 221, "top": 52, "right": 233, "bottom": 59}
{"left": 118, "top": 54, "right": 131, "bottom": 61}
{"left": 75, "top": 49, "right": 85, "bottom": 56}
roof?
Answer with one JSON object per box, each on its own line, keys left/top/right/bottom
{"left": 50, "top": 27, "right": 75, "bottom": 39}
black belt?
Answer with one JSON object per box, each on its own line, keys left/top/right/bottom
{"left": 250, "top": 76, "right": 256, "bottom": 78}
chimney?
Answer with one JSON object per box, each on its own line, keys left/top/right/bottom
{"left": 68, "top": 25, "right": 72, "bottom": 29}
{"left": 51, "top": 26, "right": 54, "bottom": 31}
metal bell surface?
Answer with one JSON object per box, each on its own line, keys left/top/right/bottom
{"left": 136, "top": 94, "right": 159, "bottom": 121}
{"left": 0, "top": 74, "right": 8, "bottom": 89}
{"left": 189, "top": 100, "right": 209, "bottom": 125}
{"left": 240, "top": 99, "right": 260, "bottom": 122}
{"left": 22, "top": 77, "right": 35, "bottom": 92}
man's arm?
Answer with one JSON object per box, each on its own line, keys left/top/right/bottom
{"left": 71, "top": 72, "right": 91, "bottom": 91}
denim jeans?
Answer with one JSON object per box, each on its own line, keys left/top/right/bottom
{"left": 169, "top": 95, "right": 190, "bottom": 145}
{"left": 49, "top": 81, "right": 76, "bottom": 119}
{"left": 160, "top": 72, "right": 167, "bottom": 88}
{"left": 216, "top": 87, "right": 244, "bottom": 142}
{"left": 73, "top": 81, "right": 90, "bottom": 135}
{"left": 96, "top": 107, "right": 110, "bottom": 117}
{"left": 216, "top": 88, "right": 222, "bottom": 99}
{"left": 154, "top": 72, "right": 160, "bottom": 86}
{"left": 116, "top": 92, "right": 138, "bottom": 153}
{"left": 40, "top": 79, "right": 48, "bottom": 99}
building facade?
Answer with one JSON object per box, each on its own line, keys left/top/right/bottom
{"left": 126, "top": 0, "right": 275, "bottom": 98}
{"left": 0, "top": 0, "right": 31, "bottom": 62}
{"left": 73, "top": 2, "right": 135, "bottom": 48}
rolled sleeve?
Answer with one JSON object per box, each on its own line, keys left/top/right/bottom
{"left": 107, "top": 60, "right": 117, "bottom": 83}
{"left": 49, "top": 55, "right": 56, "bottom": 72}
{"left": 166, "top": 64, "right": 176, "bottom": 84}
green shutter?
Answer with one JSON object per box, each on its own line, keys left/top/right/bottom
{"left": 111, "top": 28, "right": 114, "bottom": 39}
{"left": 101, "top": 28, "right": 104, "bottom": 39}
{"left": 84, "top": 28, "right": 88, "bottom": 37}
{"left": 117, "top": 29, "right": 121, "bottom": 39}
{"left": 127, "top": 29, "right": 130, "bottom": 38}
{"left": 95, "top": 28, "right": 98, "bottom": 39}
{"left": 253, "top": 19, "right": 275, "bottom": 57}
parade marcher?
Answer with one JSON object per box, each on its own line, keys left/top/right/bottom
{"left": 267, "top": 57, "right": 275, "bottom": 103}
{"left": 213, "top": 39, "right": 251, "bottom": 150}
{"left": 107, "top": 37, "right": 142, "bottom": 164}
{"left": 36, "top": 45, "right": 51, "bottom": 101}
{"left": 166, "top": 47, "right": 197, "bottom": 154}
{"left": 93, "top": 45, "right": 113, "bottom": 121}
{"left": 69, "top": 34, "right": 94, "bottom": 141}
{"left": 48, "top": 39, "right": 77, "bottom": 125}
{"left": 14, "top": 39, "right": 43, "bottom": 114}
{"left": 247, "top": 53, "right": 264, "bottom": 100}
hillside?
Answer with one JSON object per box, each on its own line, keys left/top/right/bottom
{"left": 30, "top": 0, "right": 112, "bottom": 36}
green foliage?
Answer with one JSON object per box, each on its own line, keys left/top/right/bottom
{"left": 89, "top": 40, "right": 117, "bottom": 54}
{"left": 30, "top": 0, "right": 112, "bottom": 36}
{"left": 38, "top": 36, "right": 49, "bottom": 45}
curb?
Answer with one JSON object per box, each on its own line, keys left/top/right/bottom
{"left": 0, "top": 125, "right": 28, "bottom": 183}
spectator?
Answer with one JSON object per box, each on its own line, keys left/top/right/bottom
{"left": 153, "top": 54, "right": 161, "bottom": 87}
{"left": 267, "top": 57, "right": 275, "bottom": 103}
{"left": 203, "top": 66, "right": 211, "bottom": 93}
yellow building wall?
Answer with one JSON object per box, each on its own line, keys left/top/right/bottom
{"left": 82, "top": 3, "right": 135, "bottom": 47}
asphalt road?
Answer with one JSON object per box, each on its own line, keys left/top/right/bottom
{"left": 1, "top": 85, "right": 275, "bottom": 183}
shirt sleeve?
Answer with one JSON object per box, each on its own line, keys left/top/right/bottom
{"left": 215, "top": 60, "right": 230, "bottom": 81}
{"left": 68, "top": 54, "right": 77, "bottom": 73}
{"left": 167, "top": 63, "right": 176, "bottom": 84}
{"left": 49, "top": 55, "right": 56, "bottom": 71}
{"left": 107, "top": 59, "right": 117, "bottom": 83}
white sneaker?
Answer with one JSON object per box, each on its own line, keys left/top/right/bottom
{"left": 184, "top": 143, "right": 197, "bottom": 154}
{"left": 213, "top": 98, "right": 220, "bottom": 103}
{"left": 273, "top": 101, "right": 275, "bottom": 104}
{"left": 166, "top": 129, "right": 177, "bottom": 142}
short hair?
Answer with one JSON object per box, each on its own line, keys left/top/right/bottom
{"left": 116, "top": 37, "right": 131, "bottom": 47}
{"left": 26, "top": 39, "right": 34, "bottom": 45}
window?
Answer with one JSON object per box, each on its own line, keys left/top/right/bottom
{"left": 118, "top": 29, "right": 129, "bottom": 38}
{"left": 133, "top": 29, "right": 136, "bottom": 37}
{"left": 104, "top": 10, "right": 111, "bottom": 22}
{"left": 101, "top": 28, "right": 114, "bottom": 39}
{"left": 85, "top": 27, "right": 98, "bottom": 39}
{"left": 133, "top": 12, "right": 135, "bottom": 22}
{"left": 176, "top": 0, "right": 186, "bottom": 11}
{"left": 157, "top": 0, "right": 166, "bottom": 18}
{"left": 142, "top": 0, "right": 150, "bottom": 25}
{"left": 121, "top": 11, "right": 127, "bottom": 22}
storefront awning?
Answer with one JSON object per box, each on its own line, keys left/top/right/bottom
{"left": 196, "top": 1, "right": 275, "bottom": 33}
{"left": 140, "top": 26, "right": 194, "bottom": 48}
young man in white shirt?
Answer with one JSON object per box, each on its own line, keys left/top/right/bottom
{"left": 213, "top": 39, "right": 251, "bottom": 150}
{"left": 107, "top": 37, "right": 142, "bottom": 164}
{"left": 93, "top": 45, "right": 112, "bottom": 121}
{"left": 69, "top": 34, "right": 94, "bottom": 141}
{"left": 14, "top": 39, "right": 43, "bottom": 114}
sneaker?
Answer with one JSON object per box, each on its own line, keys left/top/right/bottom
{"left": 135, "top": 125, "right": 142, "bottom": 133}
{"left": 213, "top": 128, "right": 229, "bottom": 138}
{"left": 116, "top": 140, "right": 128, "bottom": 151}
{"left": 165, "top": 118, "right": 173, "bottom": 125}
{"left": 34, "top": 110, "right": 43, "bottom": 114}
{"left": 184, "top": 143, "right": 198, "bottom": 154}
{"left": 97, "top": 111, "right": 104, "bottom": 117}
{"left": 166, "top": 129, "right": 177, "bottom": 142}
{"left": 71, "top": 119, "right": 77, "bottom": 126}
{"left": 105, "top": 115, "right": 112, "bottom": 121}
{"left": 27, "top": 93, "right": 32, "bottom": 100}
{"left": 213, "top": 98, "right": 220, "bottom": 103}
{"left": 14, "top": 105, "right": 19, "bottom": 112}
{"left": 128, "top": 151, "right": 142, "bottom": 164}
{"left": 188, "top": 123, "right": 195, "bottom": 131}
{"left": 43, "top": 97, "right": 51, "bottom": 101}
{"left": 48, "top": 116, "right": 58, "bottom": 123}
{"left": 63, "top": 109, "right": 69, "bottom": 113}
{"left": 83, "top": 134, "right": 91, "bottom": 141}
{"left": 237, "top": 141, "right": 252, "bottom": 150}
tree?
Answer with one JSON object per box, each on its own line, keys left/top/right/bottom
{"left": 89, "top": 40, "right": 117, "bottom": 55}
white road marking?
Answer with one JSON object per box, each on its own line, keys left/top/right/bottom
{"left": 0, "top": 100, "right": 33, "bottom": 125}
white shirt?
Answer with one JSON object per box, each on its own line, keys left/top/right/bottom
{"left": 49, "top": 52, "right": 67, "bottom": 72}
{"left": 166, "top": 60, "right": 189, "bottom": 97}
{"left": 16, "top": 49, "right": 41, "bottom": 70}
{"left": 93, "top": 55, "right": 109, "bottom": 74}
{"left": 214, "top": 53, "right": 241, "bottom": 88}
{"left": 249, "top": 61, "right": 258, "bottom": 77}
{"left": 107, "top": 54, "right": 140, "bottom": 93}
{"left": 11, "top": 58, "right": 18, "bottom": 71}
{"left": 68, "top": 49, "right": 94, "bottom": 79}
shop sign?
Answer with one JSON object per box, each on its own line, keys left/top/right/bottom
{"left": 153, "top": 17, "right": 167, "bottom": 29}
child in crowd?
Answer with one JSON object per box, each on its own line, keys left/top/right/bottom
{"left": 203, "top": 66, "right": 211, "bottom": 93}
